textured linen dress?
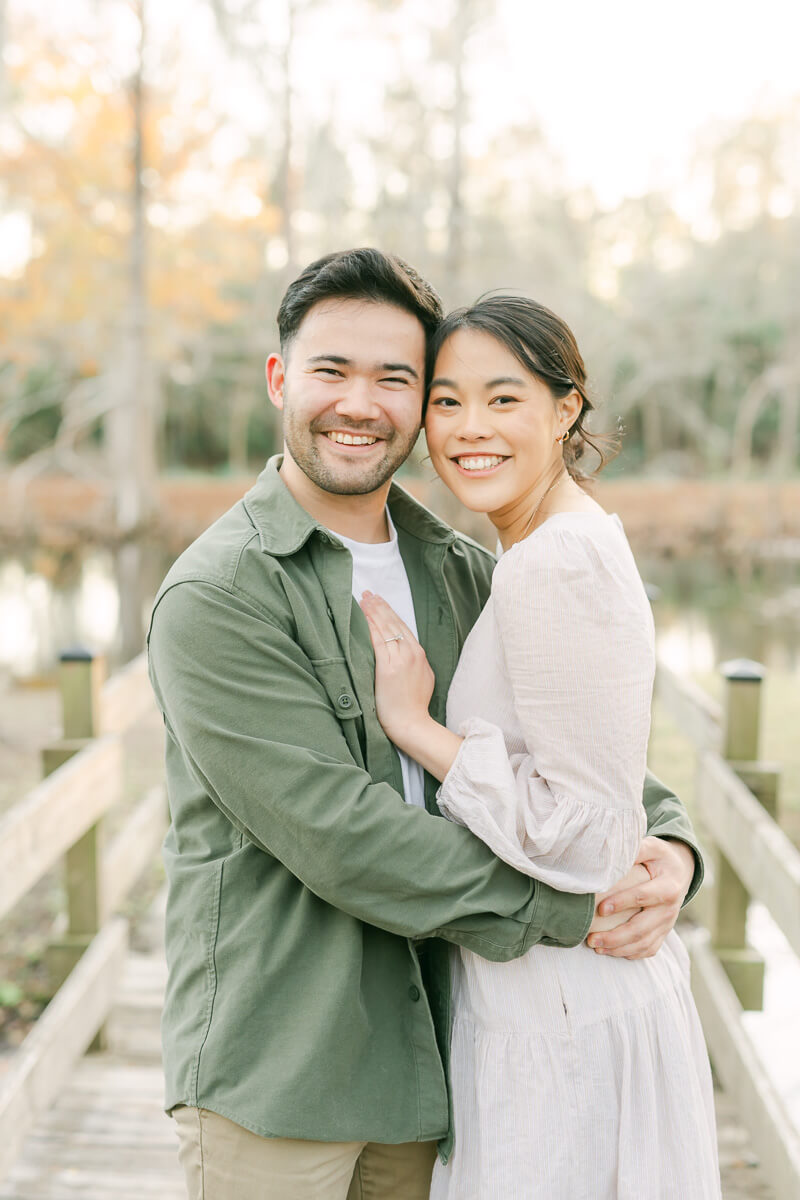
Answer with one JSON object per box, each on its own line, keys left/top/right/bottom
{"left": 429, "top": 512, "right": 720, "bottom": 1200}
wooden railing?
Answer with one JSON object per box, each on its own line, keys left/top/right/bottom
{"left": 0, "top": 651, "right": 166, "bottom": 1184}
{"left": 656, "top": 658, "right": 800, "bottom": 1197}
{"left": 2, "top": 647, "right": 798, "bottom": 1188}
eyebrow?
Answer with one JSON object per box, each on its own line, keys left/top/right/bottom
{"left": 429, "top": 375, "right": 526, "bottom": 389}
{"left": 307, "top": 354, "right": 419, "bottom": 381}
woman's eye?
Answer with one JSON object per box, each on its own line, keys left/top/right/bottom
{"left": 430, "top": 396, "right": 459, "bottom": 408}
{"left": 491, "top": 395, "right": 519, "bottom": 407}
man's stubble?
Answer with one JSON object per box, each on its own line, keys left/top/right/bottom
{"left": 280, "top": 381, "right": 421, "bottom": 497}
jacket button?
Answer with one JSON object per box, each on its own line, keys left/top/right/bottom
{"left": 408, "top": 985, "right": 421, "bottom": 1002}
{"left": 337, "top": 694, "right": 353, "bottom": 710}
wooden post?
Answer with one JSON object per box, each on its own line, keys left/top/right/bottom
{"left": 42, "top": 649, "right": 110, "bottom": 1043}
{"left": 710, "top": 659, "right": 768, "bottom": 1010}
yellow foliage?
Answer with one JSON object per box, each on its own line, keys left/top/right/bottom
{"left": 1, "top": 26, "right": 274, "bottom": 369}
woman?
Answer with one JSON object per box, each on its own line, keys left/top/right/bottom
{"left": 360, "top": 296, "right": 720, "bottom": 1199}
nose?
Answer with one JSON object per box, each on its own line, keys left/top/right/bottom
{"left": 454, "top": 406, "right": 494, "bottom": 442}
{"left": 333, "top": 379, "right": 383, "bottom": 423}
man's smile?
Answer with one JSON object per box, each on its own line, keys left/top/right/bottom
{"left": 321, "top": 430, "right": 385, "bottom": 452}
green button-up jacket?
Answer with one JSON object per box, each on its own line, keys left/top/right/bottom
{"left": 147, "top": 457, "right": 702, "bottom": 1160}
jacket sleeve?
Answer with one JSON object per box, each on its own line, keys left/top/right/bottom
{"left": 642, "top": 770, "right": 704, "bottom": 906}
{"left": 147, "top": 578, "right": 597, "bottom": 959}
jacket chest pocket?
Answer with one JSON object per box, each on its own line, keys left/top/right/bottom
{"left": 310, "top": 658, "right": 367, "bottom": 767}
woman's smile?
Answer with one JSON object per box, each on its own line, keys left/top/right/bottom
{"left": 451, "top": 453, "right": 511, "bottom": 476}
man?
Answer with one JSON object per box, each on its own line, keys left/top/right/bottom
{"left": 148, "top": 248, "right": 702, "bottom": 1200}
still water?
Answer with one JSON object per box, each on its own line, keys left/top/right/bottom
{"left": 1, "top": 544, "right": 800, "bottom": 681}
{"left": 641, "top": 554, "right": 800, "bottom": 678}
{"left": 0, "top": 545, "right": 172, "bottom": 678}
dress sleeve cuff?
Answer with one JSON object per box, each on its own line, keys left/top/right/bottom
{"left": 437, "top": 717, "right": 647, "bottom": 895}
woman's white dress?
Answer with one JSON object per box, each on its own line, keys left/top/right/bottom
{"left": 429, "top": 512, "right": 720, "bottom": 1200}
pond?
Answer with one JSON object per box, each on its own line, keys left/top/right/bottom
{"left": 1, "top": 542, "right": 800, "bottom": 681}
{"left": 0, "top": 544, "right": 172, "bottom": 679}
{"left": 641, "top": 554, "right": 800, "bottom": 678}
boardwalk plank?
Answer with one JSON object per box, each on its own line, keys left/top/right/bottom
{"left": 0, "top": 892, "right": 183, "bottom": 1199}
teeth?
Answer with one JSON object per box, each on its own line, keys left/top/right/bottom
{"left": 326, "top": 432, "right": 378, "bottom": 446}
{"left": 457, "top": 456, "right": 506, "bottom": 471}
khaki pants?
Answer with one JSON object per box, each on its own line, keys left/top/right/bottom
{"left": 173, "top": 1106, "right": 437, "bottom": 1200}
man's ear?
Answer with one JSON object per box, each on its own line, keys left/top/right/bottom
{"left": 266, "top": 353, "right": 286, "bottom": 411}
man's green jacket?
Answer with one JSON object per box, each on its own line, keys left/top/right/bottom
{"left": 147, "top": 456, "right": 702, "bottom": 1161}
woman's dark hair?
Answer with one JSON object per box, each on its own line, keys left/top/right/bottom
{"left": 277, "top": 248, "right": 443, "bottom": 358}
{"left": 429, "top": 294, "right": 618, "bottom": 481}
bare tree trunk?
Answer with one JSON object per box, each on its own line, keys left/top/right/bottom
{"left": 0, "top": 0, "right": 7, "bottom": 469}
{"left": 107, "top": 0, "right": 157, "bottom": 660}
{"left": 445, "top": 0, "right": 471, "bottom": 299}
{"left": 229, "top": 391, "right": 253, "bottom": 473}
{"left": 640, "top": 397, "right": 663, "bottom": 465}
{"left": 0, "top": 0, "right": 7, "bottom": 108}
{"left": 731, "top": 367, "right": 782, "bottom": 475}
{"left": 773, "top": 385, "right": 799, "bottom": 477}
{"left": 274, "top": 0, "right": 296, "bottom": 279}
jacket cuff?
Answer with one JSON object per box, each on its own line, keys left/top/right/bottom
{"left": 525, "top": 887, "right": 596, "bottom": 951}
{"left": 662, "top": 835, "right": 705, "bottom": 907}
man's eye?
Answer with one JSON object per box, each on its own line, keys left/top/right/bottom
{"left": 380, "top": 377, "right": 409, "bottom": 386}
{"left": 315, "top": 368, "right": 342, "bottom": 377}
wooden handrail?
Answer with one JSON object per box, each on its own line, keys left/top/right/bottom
{"left": 697, "top": 752, "right": 800, "bottom": 960}
{"left": 103, "top": 785, "right": 168, "bottom": 916}
{"left": 683, "top": 926, "right": 800, "bottom": 1199}
{"left": 0, "top": 737, "right": 123, "bottom": 921}
{"left": 0, "top": 648, "right": 166, "bottom": 1187}
{"left": 657, "top": 653, "right": 800, "bottom": 1197}
{"left": 0, "top": 918, "right": 128, "bottom": 1182}
{"left": 100, "top": 652, "right": 153, "bottom": 736}
{"left": 655, "top": 661, "right": 723, "bottom": 752}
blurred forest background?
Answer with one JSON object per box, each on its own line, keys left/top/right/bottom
{"left": 0, "top": 0, "right": 799, "bottom": 679}
{"left": 1, "top": 0, "right": 799, "bottom": 494}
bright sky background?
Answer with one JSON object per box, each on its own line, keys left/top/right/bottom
{"left": 6, "top": 0, "right": 800, "bottom": 214}
{"left": 491, "top": 0, "right": 800, "bottom": 206}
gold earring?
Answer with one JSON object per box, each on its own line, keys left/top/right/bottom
{"left": 557, "top": 430, "right": 570, "bottom": 444}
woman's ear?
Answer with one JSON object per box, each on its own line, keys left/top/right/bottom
{"left": 559, "top": 388, "right": 583, "bottom": 431}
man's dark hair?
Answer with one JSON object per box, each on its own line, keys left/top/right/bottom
{"left": 277, "top": 249, "right": 443, "bottom": 365}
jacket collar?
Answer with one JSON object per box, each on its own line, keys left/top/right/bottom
{"left": 243, "top": 456, "right": 456, "bottom": 557}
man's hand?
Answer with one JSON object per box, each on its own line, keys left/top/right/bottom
{"left": 588, "top": 864, "right": 649, "bottom": 933}
{"left": 585, "top": 837, "right": 695, "bottom": 959}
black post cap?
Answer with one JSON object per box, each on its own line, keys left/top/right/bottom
{"left": 59, "top": 646, "right": 95, "bottom": 663}
{"left": 720, "top": 658, "right": 765, "bottom": 683}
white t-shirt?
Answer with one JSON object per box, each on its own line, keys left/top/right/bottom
{"left": 332, "top": 513, "right": 427, "bottom": 810}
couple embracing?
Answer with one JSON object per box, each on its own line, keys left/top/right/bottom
{"left": 148, "top": 248, "right": 721, "bottom": 1198}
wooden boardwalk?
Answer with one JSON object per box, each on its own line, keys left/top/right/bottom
{"left": 0, "top": 893, "right": 183, "bottom": 1200}
{"left": 2, "top": 646, "right": 798, "bottom": 1196}
{"left": 0, "top": 889, "right": 781, "bottom": 1199}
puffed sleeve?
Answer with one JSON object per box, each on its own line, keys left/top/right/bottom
{"left": 436, "top": 519, "right": 654, "bottom": 893}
